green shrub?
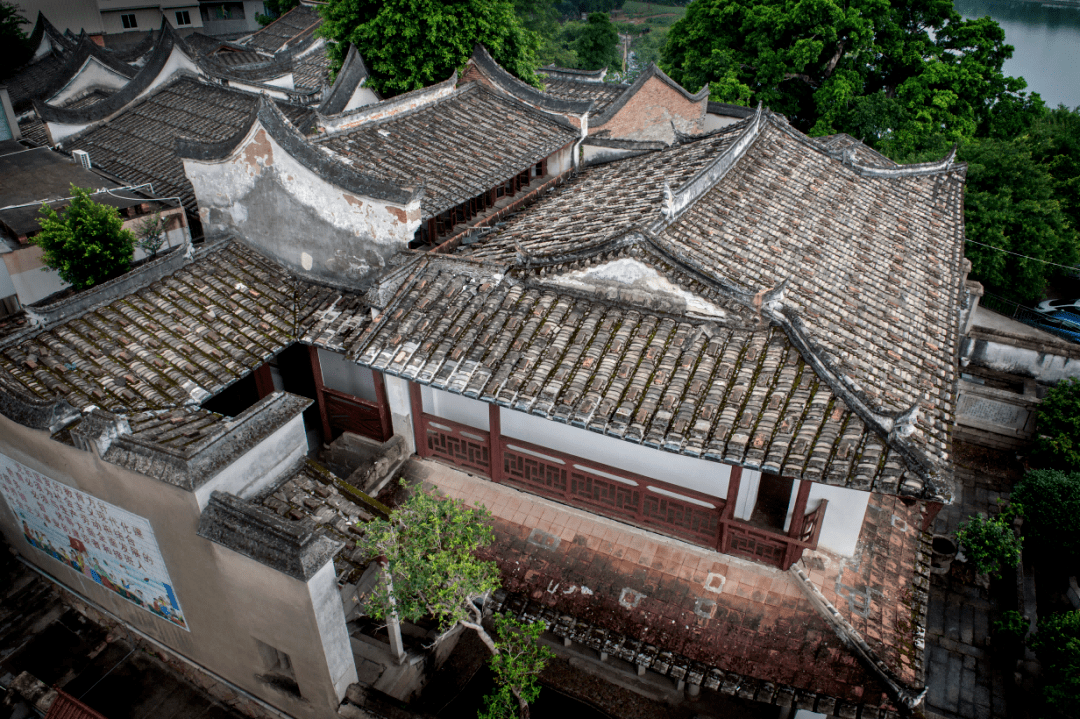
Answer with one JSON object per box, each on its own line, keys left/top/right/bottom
{"left": 994, "top": 609, "right": 1028, "bottom": 653}
{"left": 1029, "top": 610, "right": 1080, "bottom": 717}
{"left": 1012, "top": 469, "right": 1080, "bottom": 563}
{"left": 33, "top": 185, "right": 136, "bottom": 291}
{"left": 1035, "top": 378, "right": 1080, "bottom": 470}
{"left": 956, "top": 502, "right": 1023, "bottom": 579}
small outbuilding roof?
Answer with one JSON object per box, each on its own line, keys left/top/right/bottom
{"left": 317, "top": 82, "right": 579, "bottom": 219}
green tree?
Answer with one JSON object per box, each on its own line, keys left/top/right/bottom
{"left": 33, "top": 186, "right": 136, "bottom": 291}
{"left": 1031, "top": 378, "right": 1080, "bottom": 470}
{"left": 479, "top": 613, "right": 555, "bottom": 719}
{"left": 955, "top": 502, "right": 1023, "bottom": 579}
{"left": 318, "top": 0, "right": 542, "bottom": 97}
{"left": 1012, "top": 468, "right": 1080, "bottom": 562}
{"left": 660, "top": 0, "right": 1030, "bottom": 155}
{"left": 354, "top": 483, "right": 550, "bottom": 717}
{"left": 959, "top": 137, "right": 1079, "bottom": 304}
{"left": 1028, "top": 106, "right": 1080, "bottom": 237}
{"left": 256, "top": 0, "right": 299, "bottom": 26}
{"left": 0, "top": 1, "right": 32, "bottom": 74}
{"left": 1028, "top": 610, "right": 1080, "bottom": 717}
{"left": 135, "top": 212, "right": 168, "bottom": 259}
{"left": 576, "top": 12, "right": 619, "bottom": 70}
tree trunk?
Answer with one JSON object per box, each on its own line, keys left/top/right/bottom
{"left": 460, "top": 614, "right": 530, "bottom": 718}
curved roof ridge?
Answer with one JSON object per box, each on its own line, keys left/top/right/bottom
{"left": 27, "top": 11, "right": 75, "bottom": 60}
{"left": 468, "top": 43, "right": 594, "bottom": 116}
{"left": 35, "top": 20, "right": 199, "bottom": 130}
{"left": 177, "top": 95, "right": 421, "bottom": 206}
{"left": 317, "top": 44, "right": 370, "bottom": 115}
{"left": 315, "top": 70, "right": 459, "bottom": 135}
{"left": 34, "top": 35, "right": 138, "bottom": 106}
{"left": 590, "top": 63, "right": 709, "bottom": 128}
{"left": 541, "top": 64, "right": 606, "bottom": 82}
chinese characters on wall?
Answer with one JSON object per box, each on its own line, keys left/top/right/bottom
{"left": 0, "top": 453, "right": 188, "bottom": 631}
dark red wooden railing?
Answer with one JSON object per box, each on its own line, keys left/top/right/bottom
{"left": 409, "top": 383, "right": 826, "bottom": 569}
{"left": 324, "top": 387, "right": 391, "bottom": 443}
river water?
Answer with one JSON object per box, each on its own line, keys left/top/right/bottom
{"left": 954, "top": 0, "right": 1080, "bottom": 108}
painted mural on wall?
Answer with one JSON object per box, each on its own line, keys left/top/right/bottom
{"left": 0, "top": 453, "right": 189, "bottom": 631}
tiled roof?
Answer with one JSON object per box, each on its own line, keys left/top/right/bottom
{"left": 460, "top": 123, "right": 746, "bottom": 261}
{"left": 19, "top": 90, "right": 113, "bottom": 146}
{"left": 294, "top": 44, "right": 331, "bottom": 91}
{"left": 543, "top": 78, "right": 626, "bottom": 115}
{"left": 657, "top": 120, "right": 964, "bottom": 489}
{"left": 316, "top": 82, "right": 579, "bottom": 219}
{"left": 243, "top": 4, "right": 322, "bottom": 53}
{"left": 63, "top": 77, "right": 315, "bottom": 213}
{"left": 450, "top": 114, "right": 965, "bottom": 497}
{"left": 345, "top": 254, "right": 931, "bottom": 497}
{"left": 126, "top": 407, "right": 232, "bottom": 449}
{"left": 0, "top": 242, "right": 330, "bottom": 414}
{"left": 3, "top": 51, "right": 69, "bottom": 112}
{"left": 812, "top": 133, "right": 898, "bottom": 167}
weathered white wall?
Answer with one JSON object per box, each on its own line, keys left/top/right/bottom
{"left": 732, "top": 469, "right": 761, "bottom": 521}
{"left": 318, "top": 80, "right": 455, "bottom": 134}
{"left": 961, "top": 334, "right": 1080, "bottom": 385}
{"left": 184, "top": 122, "right": 420, "bottom": 287}
{"left": 383, "top": 375, "right": 414, "bottom": 453}
{"left": 4, "top": 247, "right": 68, "bottom": 304}
{"left": 306, "top": 561, "right": 359, "bottom": 699}
{"left": 0, "top": 413, "right": 349, "bottom": 719}
{"left": 47, "top": 57, "right": 132, "bottom": 107}
{"left": 193, "top": 412, "right": 308, "bottom": 509}
{"left": 318, "top": 349, "right": 377, "bottom": 403}
{"left": 421, "top": 385, "right": 489, "bottom": 431}
{"left": 548, "top": 143, "right": 575, "bottom": 177}
{"left": 341, "top": 87, "right": 380, "bottom": 114}
{"left": 703, "top": 113, "right": 742, "bottom": 132}
{"left": 782, "top": 481, "right": 869, "bottom": 557}
{"left": 498, "top": 403, "right": 732, "bottom": 498}
{"left": 225, "top": 80, "right": 291, "bottom": 100}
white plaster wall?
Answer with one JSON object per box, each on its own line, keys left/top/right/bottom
{"left": 342, "top": 87, "right": 380, "bottom": 113}
{"left": 263, "top": 73, "right": 296, "bottom": 90}
{"left": 184, "top": 122, "right": 420, "bottom": 284}
{"left": 227, "top": 80, "right": 291, "bottom": 100}
{"left": 10, "top": 263, "right": 68, "bottom": 305}
{"left": 0, "top": 255, "right": 19, "bottom": 300}
{"left": 703, "top": 113, "right": 742, "bottom": 132}
{"left": 306, "top": 561, "right": 359, "bottom": 698}
{"left": 963, "top": 337, "right": 1080, "bottom": 384}
{"left": 499, "top": 404, "right": 732, "bottom": 498}
{"left": 421, "top": 386, "right": 489, "bottom": 431}
{"left": 47, "top": 57, "right": 133, "bottom": 106}
{"left": 193, "top": 412, "right": 308, "bottom": 509}
{"left": 318, "top": 349, "right": 377, "bottom": 402}
{"left": 732, "top": 468, "right": 761, "bottom": 521}
{"left": 383, "top": 375, "right": 414, "bottom": 453}
{"left": 548, "top": 143, "right": 575, "bottom": 176}
{"left": 782, "top": 481, "right": 869, "bottom": 557}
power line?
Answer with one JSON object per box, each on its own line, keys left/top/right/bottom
{"left": 965, "top": 237, "right": 1079, "bottom": 271}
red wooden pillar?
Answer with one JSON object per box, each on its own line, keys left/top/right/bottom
{"left": 308, "top": 345, "right": 332, "bottom": 441}
{"left": 253, "top": 362, "right": 274, "bottom": 399}
{"left": 489, "top": 403, "right": 503, "bottom": 483}
{"left": 719, "top": 466, "right": 742, "bottom": 553}
{"left": 427, "top": 218, "right": 437, "bottom": 246}
{"left": 784, "top": 478, "right": 813, "bottom": 569}
{"left": 372, "top": 370, "right": 393, "bottom": 442}
{"left": 409, "top": 381, "right": 426, "bottom": 457}
{"left": 788, "top": 479, "right": 812, "bottom": 538}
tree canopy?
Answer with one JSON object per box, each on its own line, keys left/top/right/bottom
{"left": 0, "top": 1, "right": 32, "bottom": 75}
{"left": 660, "top": 0, "right": 1033, "bottom": 157}
{"left": 318, "top": 0, "right": 543, "bottom": 97}
{"left": 33, "top": 186, "right": 136, "bottom": 292}
{"left": 576, "top": 12, "right": 619, "bottom": 70}
{"left": 256, "top": 0, "right": 299, "bottom": 26}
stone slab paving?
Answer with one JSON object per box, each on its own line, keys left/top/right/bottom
{"left": 406, "top": 458, "right": 927, "bottom": 710}
{"left": 924, "top": 440, "right": 1016, "bottom": 719}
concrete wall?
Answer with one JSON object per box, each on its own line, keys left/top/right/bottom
{"left": 101, "top": 9, "right": 166, "bottom": 35}
{"left": 3, "top": 246, "right": 68, "bottom": 305}
{"left": 185, "top": 123, "right": 421, "bottom": 287}
{"left": 47, "top": 58, "right": 133, "bottom": 106}
{"left": 19, "top": 0, "right": 105, "bottom": 35}
{"left": 383, "top": 375, "right": 414, "bottom": 454}
{"left": 0, "top": 413, "right": 353, "bottom": 719}
{"left": 591, "top": 75, "right": 706, "bottom": 143}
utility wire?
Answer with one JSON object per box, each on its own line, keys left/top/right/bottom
{"left": 965, "top": 237, "right": 1079, "bottom": 271}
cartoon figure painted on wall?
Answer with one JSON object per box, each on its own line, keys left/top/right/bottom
{"left": 0, "top": 454, "right": 189, "bottom": 631}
